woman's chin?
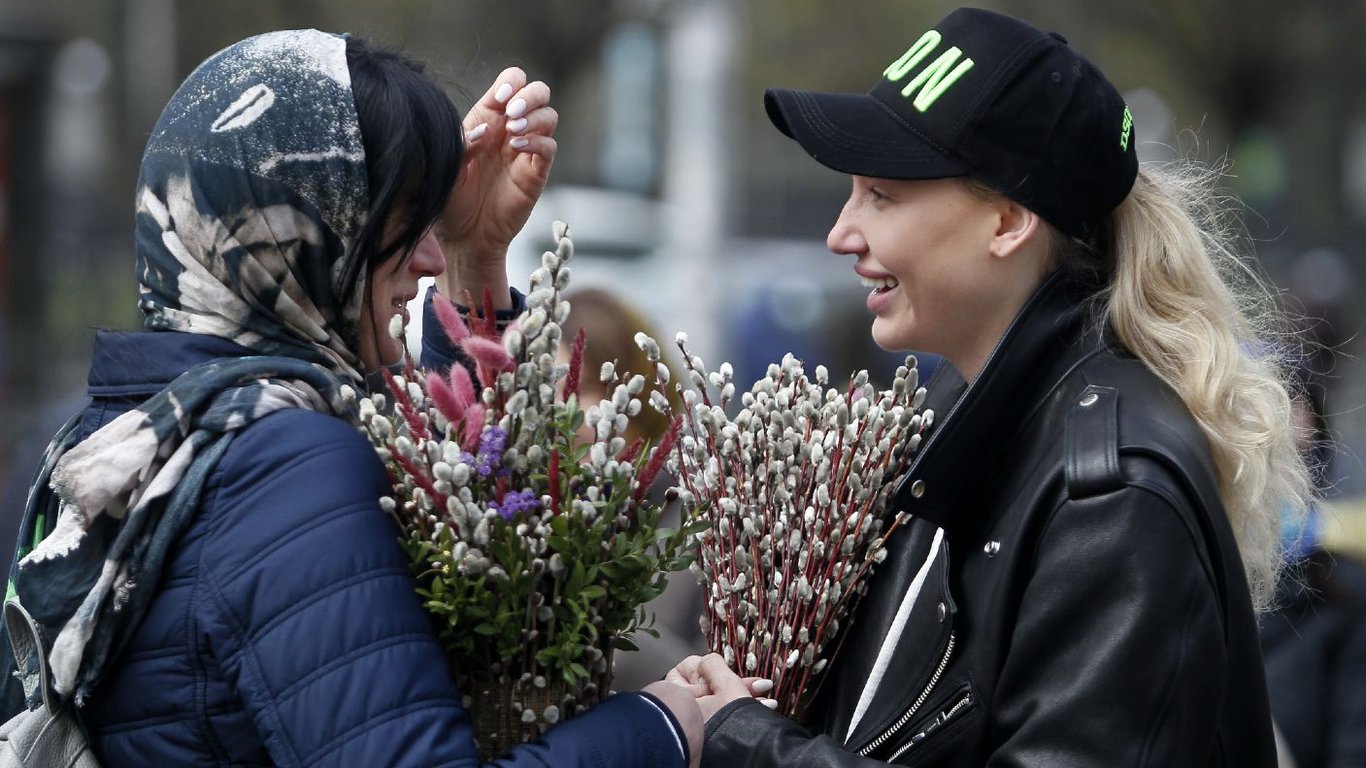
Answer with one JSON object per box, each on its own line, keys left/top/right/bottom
{"left": 870, "top": 319, "right": 915, "bottom": 353}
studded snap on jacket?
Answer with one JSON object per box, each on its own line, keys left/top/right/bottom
{"left": 702, "top": 271, "right": 1277, "bottom": 767}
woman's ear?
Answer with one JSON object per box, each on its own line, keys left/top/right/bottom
{"left": 988, "top": 199, "right": 1044, "bottom": 260}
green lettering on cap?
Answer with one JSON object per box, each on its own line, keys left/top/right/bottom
{"left": 883, "top": 29, "right": 974, "bottom": 112}
{"left": 1120, "top": 106, "right": 1134, "bottom": 151}
{"left": 884, "top": 30, "right": 942, "bottom": 80}
{"left": 900, "top": 49, "right": 974, "bottom": 111}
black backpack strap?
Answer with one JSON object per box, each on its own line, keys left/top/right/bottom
{"left": 1064, "top": 385, "right": 1123, "bottom": 498}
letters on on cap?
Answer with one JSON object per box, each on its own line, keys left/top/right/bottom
{"left": 882, "top": 29, "right": 975, "bottom": 112}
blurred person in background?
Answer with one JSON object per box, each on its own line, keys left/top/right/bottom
{"left": 1261, "top": 370, "right": 1366, "bottom": 767}
{"left": 1, "top": 29, "right": 702, "bottom": 767}
{"left": 555, "top": 287, "right": 707, "bottom": 692}
{"left": 669, "top": 7, "right": 1313, "bottom": 765}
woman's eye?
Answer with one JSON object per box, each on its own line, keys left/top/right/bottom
{"left": 869, "top": 187, "right": 888, "bottom": 201}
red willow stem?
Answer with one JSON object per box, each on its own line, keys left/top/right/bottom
{"left": 796, "top": 419, "right": 915, "bottom": 703}
{"left": 635, "top": 416, "right": 682, "bottom": 504}
{"left": 676, "top": 360, "right": 923, "bottom": 711}
{"left": 382, "top": 367, "right": 432, "bottom": 444}
{"left": 563, "top": 327, "right": 587, "bottom": 401}
{"left": 671, "top": 354, "right": 734, "bottom": 611}
{"left": 669, "top": 416, "right": 718, "bottom": 651}
{"left": 389, "top": 446, "right": 448, "bottom": 530}
{"left": 618, "top": 437, "right": 646, "bottom": 466}
{"left": 798, "top": 505, "right": 910, "bottom": 709}
{"left": 775, "top": 374, "right": 825, "bottom": 677}
{"left": 781, "top": 389, "right": 876, "bottom": 697}
{"left": 481, "top": 288, "right": 498, "bottom": 339}
{"left": 766, "top": 414, "right": 797, "bottom": 678}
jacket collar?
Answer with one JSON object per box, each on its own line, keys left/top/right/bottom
{"left": 87, "top": 330, "right": 257, "bottom": 398}
{"left": 896, "top": 269, "right": 1106, "bottom": 534}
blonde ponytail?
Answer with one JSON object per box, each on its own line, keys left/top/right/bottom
{"left": 1095, "top": 162, "right": 1312, "bottom": 610}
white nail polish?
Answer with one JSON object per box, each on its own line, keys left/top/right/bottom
{"left": 506, "top": 117, "right": 528, "bottom": 134}
{"left": 506, "top": 98, "right": 527, "bottom": 119}
{"left": 494, "top": 83, "right": 513, "bottom": 103}
{"left": 510, "top": 137, "right": 530, "bottom": 149}
{"left": 466, "top": 123, "right": 487, "bottom": 141}
{"left": 759, "top": 698, "right": 778, "bottom": 710}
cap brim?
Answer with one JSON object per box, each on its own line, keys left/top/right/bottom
{"left": 764, "top": 88, "right": 969, "bottom": 180}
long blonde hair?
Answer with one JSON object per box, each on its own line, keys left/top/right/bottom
{"left": 1069, "top": 161, "right": 1313, "bottom": 610}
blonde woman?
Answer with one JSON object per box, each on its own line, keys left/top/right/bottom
{"left": 671, "top": 7, "right": 1311, "bottom": 766}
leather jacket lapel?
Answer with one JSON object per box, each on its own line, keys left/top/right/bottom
{"left": 842, "top": 528, "right": 955, "bottom": 753}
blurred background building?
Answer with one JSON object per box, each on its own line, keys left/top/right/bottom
{"left": 2, "top": 0, "right": 1366, "bottom": 561}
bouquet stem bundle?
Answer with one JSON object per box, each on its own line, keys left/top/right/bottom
{"left": 640, "top": 339, "right": 931, "bottom": 718}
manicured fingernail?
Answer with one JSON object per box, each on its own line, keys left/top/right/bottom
{"left": 466, "top": 123, "right": 487, "bottom": 142}
{"left": 750, "top": 679, "right": 774, "bottom": 694}
{"left": 509, "top": 137, "right": 530, "bottom": 149}
{"left": 506, "top": 117, "right": 528, "bottom": 134}
{"left": 759, "top": 698, "right": 778, "bottom": 710}
{"left": 494, "top": 83, "right": 513, "bottom": 103}
{"left": 505, "top": 97, "right": 527, "bottom": 119}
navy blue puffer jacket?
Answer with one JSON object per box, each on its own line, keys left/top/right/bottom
{"left": 74, "top": 329, "right": 686, "bottom": 767}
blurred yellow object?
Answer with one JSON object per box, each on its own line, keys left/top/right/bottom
{"left": 1321, "top": 495, "right": 1366, "bottom": 561}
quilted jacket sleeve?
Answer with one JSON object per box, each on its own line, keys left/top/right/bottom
{"left": 197, "top": 408, "right": 685, "bottom": 768}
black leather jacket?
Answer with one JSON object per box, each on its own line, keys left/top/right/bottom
{"left": 703, "top": 271, "right": 1277, "bottom": 766}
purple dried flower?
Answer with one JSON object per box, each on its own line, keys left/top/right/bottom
{"left": 475, "top": 426, "right": 508, "bottom": 477}
{"left": 492, "top": 489, "right": 541, "bottom": 520}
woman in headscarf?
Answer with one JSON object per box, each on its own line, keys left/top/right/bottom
{"left": 3, "top": 30, "right": 700, "bottom": 767}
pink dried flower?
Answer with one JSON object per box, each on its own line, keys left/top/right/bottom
{"left": 461, "top": 403, "right": 487, "bottom": 451}
{"left": 563, "top": 327, "right": 588, "bottom": 401}
{"left": 448, "top": 362, "right": 477, "bottom": 412}
{"left": 432, "top": 293, "right": 472, "bottom": 344}
{"left": 461, "top": 336, "right": 515, "bottom": 388}
{"left": 427, "top": 371, "right": 466, "bottom": 424}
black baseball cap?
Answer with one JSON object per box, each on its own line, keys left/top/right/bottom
{"left": 765, "top": 7, "right": 1137, "bottom": 240}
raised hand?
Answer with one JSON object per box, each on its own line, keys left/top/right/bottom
{"left": 437, "top": 67, "right": 559, "bottom": 309}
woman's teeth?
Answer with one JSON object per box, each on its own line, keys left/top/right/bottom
{"left": 860, "top": 275, "right": 899, "bottom": 291}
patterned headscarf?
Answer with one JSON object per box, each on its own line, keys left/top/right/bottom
{"left": 135, "top": 28, "right": 370, "bottom": 378}
{"left": 6, "top": 30, "right": 378, "bottom": 707}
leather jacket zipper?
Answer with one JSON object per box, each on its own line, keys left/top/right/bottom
{"left": 856, "top": 632, "right": 956, "bottom": 757}
{"left": 888, "top": 689, "right": 973, "bottom": 762}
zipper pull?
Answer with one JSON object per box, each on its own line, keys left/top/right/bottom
{"left": 911, "top": 692, "right": 973, "bottom": 745}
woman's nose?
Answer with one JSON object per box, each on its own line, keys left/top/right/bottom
{"left": 826, "top": 204, "right": 866, "bottom": 256}
{"left": 410, "top": 230, "right": 446, "bottom": 277}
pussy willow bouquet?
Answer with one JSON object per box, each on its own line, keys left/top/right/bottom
{"left": 636, "top": 336, "right": 931, "bottom": 719}
{"left": 354, "top": 222, "right": 695, "bottom": 756}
